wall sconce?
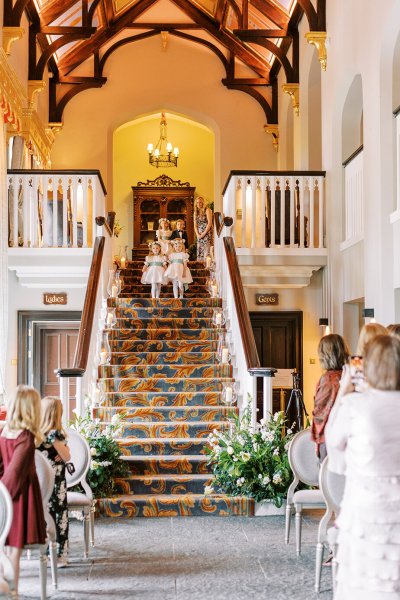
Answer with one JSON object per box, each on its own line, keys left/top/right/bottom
{"left": 319, "top": 317, "right": 330, "bottom": 335}
{"left": 362, "top": 308, "right": 376, "bottom": 323}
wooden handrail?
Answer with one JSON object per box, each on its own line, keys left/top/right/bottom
{"left": 223, "top": 236, "right": 260, "bottom": 370}
{"left": 7, "top": 169, "right": 107, "bottom": 195}
{"left": 222, "top": 169, "right": 326, "bottom": 195}
{"left": 57, "top": 236, "right": 105, "bottom": 378}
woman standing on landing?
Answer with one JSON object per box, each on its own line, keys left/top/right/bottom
{"left": 194, "top": 197, "right": 213, "bottom": 260}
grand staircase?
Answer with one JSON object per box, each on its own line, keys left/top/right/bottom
{"left": 96, "top": 248, "right": 254, "bottom": 517}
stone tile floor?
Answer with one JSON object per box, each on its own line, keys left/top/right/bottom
{"left": 19, "top": 514, "right": 333, "bottom": 599}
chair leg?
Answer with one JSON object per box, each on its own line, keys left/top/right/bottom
{"left": 315, "top": 541, "right": 324, "bottom": 593}
{"left": 285, "top": 503, "right": 292, "bottom": 544}
{"left": 90, "top": 503, "right": 95, "bottom": 547}
{"left": 39, "top": 548, "right": 47, "bottom": 600}
{"left": 83, "top": 512, "right": 90, "bottom": 559}
{"left": 295, "top": 504, "right": 302, "bottom": 555}
{"left": 49, "top": 541, "right": 58, "bottom": 589}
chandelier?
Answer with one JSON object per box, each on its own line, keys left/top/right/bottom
{"left": 147, "top": 112, "right": 179, "bottom": 168}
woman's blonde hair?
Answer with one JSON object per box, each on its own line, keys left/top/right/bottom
{"left": 7, "top": 384, "right": 42, "bottom": 445}
{"left": 387, "top": 323, "right": 400, "bottom": 340}
{"left": 194, "top": 196, "right": 208, "bottom": 218}
{"left": 40, "top": 396, "right": 65, "bottom": 437}
{"left": 364, "top": 334, "right": 400, "bottom": 391}
{"left": 318, "top": 334, "right": 350, "bottom": 371}
{"left": 356, "top": 323, "right": 388, "bottom": 356}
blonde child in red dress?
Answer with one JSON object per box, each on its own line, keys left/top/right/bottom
{"left": 0, "top": 385, "right": 46, "bottom": 595}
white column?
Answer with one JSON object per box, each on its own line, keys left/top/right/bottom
{"left": 250, "top": 176, "right": 257, "bottom": 248}
{"left": 289, "top": 176, "right": 295, "bottom": 246}
{"left": 241, "top": 176, "right": 246, "bottom": 248}
{"left": 318, "top": 176, "right": 324, "bottom": 248}
{"left": 270, "top": 176, "right": 276, "bottom": 247}
{"left": 263, "top": 376, "right": 273, "bottom": 421}
{"left": 259, "top": 176, "right": 266, "bottom": 248}
{"left": 309, "top": 177, "right": 315, "bottom": 248}
{"left": 82, "top": 176, "right": 88, "bottom": 248}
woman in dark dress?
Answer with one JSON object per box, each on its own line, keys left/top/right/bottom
{"left": 194, "top": 197, "right": 213, "bottom": 260}
{"left": 311, "top": 334, "right": 350, "bottom": 461}
{"left": 0, "top": 385, "right": 46, "bottom": 595}
{"left": 39, "top": 396, "right": 70, "bottom": 566}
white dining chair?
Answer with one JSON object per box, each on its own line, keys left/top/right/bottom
{"left": 285, "top": 428, "right": 326, "bottom": 554}
{"left": 315, "top": 456, "right": 345, "bottom": 593}
{"left": 65, "top": 428, "right": 94, "bottom": 559}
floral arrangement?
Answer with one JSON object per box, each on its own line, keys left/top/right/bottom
{"left": 113, "top": 219, "right": 124, "bottom": 238}
{"left": 205, "top": 403, "right": 294, "bottom": 507}
{"left": 70, "top": 410, "right": 129, "bottom": 498}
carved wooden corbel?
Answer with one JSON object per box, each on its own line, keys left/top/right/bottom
{"left": 305, "top": 31, "right": 327, "bottom": 71}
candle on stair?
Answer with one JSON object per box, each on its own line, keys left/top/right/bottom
{"left": 211, "top": 285, "right": 218, "bottom": 298}
{"left": 100, "top": 351, "right": 108, "bottom": 364}
{"left": 215, "top": 312, "right": 222, "bottom": 326}
{"left": 106, "top": 312, "right": 114, "bottom": 326}
{"left": 221, "top": 347, "right": 229, "bottom": 364}
{"left": 225, "top": 385, "right": 233, "bottom": 404}
{"left": 120, "top": 257, "right": 126, "bottom": 269}
{"left": 205, "top": 256, "right": 211, "bottom": 269}
{"left": 111, "top": 285, "right": 118, "bottom": 298}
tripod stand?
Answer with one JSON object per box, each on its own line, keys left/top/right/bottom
{"left": 285, "top": 371, "right": 308, "bottom": 431}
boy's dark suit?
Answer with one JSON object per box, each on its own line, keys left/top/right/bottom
{"left": 170, "top": 229, "right": 188, "bottom": 247}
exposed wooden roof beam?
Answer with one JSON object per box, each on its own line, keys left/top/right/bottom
{"left": 39, "top": 0, "right": 79, "bottom": 25}
{"left": 249, "top": 0, "right": 289, "bottom": 28}
{"left": 215, "top": 0, "right": 226, "bottom": 22}
{"left": 169, "top": 0, "right": 270, "bottom": 78}
{"left": 58, "top": 0, "right": 159, "bottom": 75}
{"left": 234, "top": 29, "right": 288, "bottom": 38}
{"left": 124, "top": 23, "right": 202, "bottom": 29}
{"left": 222, "top": 77, "right": 269, "bottom": 85}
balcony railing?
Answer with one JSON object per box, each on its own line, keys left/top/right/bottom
{"left": 342, "top": 147, "right": 363, "bottom": 247}
{"left": 222, "top": 171, "right": 326, "bottom": 251}
{"left": 7, "top": 170, "right": 107, "bottom": 249}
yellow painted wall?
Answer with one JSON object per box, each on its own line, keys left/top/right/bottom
{"left": 113, "top": 113, "right": 214, "bottom": 249}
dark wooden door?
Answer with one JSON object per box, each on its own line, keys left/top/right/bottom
{"left": 250, "top": 311, "right": 303, "bottom": 426}
{"left": 35, "top": 324, "right": 79, "bottom": 419}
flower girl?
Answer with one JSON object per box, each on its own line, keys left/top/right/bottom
{"left": 141, "top": 241, "right": 168, "bottom": 298}
{"left": 165, "top": 238, "right": 193, "bottom": 298}
{"left": 156, "top": 218, "right": 172, "bottom": 255}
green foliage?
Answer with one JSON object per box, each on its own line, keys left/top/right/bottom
{"left": 205, "top": 400, "right": 294, "bottom": 507}
{"left": 70, "top": 411, "right": 129, "bottom": 498}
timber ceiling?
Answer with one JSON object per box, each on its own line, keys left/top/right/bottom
{"left": 4, "top": 0, "right": 326, "bottom": 125}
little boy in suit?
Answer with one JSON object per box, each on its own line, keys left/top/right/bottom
{"left": 170, "top": 219, "right": 188, "bottom": 247}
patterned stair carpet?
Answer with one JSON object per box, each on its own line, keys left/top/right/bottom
{"left": 96, "top": 249, "right": 254, "bottom": 518}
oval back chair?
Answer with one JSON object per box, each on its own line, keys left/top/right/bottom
{"left": 285, "top": 429, "right": 326, "bottom": 554}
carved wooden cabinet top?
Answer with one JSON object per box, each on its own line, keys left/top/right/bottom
{"left": 132, "top": 174, "right": 195, "bottom": 247}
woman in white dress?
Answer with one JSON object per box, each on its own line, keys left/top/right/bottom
{"left": 326, "top": 334, "right": 400, "bottom": 600}
{"left": 164, "top": 238, "right": 192, "bottom": 298}
{"left": 156, "top": 218, "right": 172, "bottom": 256}
{"left": 141, "top": 241, "right": 167, "bottom": 299}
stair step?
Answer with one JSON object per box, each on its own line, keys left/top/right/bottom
{"left": 99, "top": 364, "right": 232, "bottom": 379}
{"left": 123, "top": 276, "right": 209, "bottom": 285}
{"left": 115, "top": 420, "right": 228, "bottom": 439}
{"left": 123, "top": 455, "right": 211, "bottom": 475}
{"left": 114, "top": 307, "right": 216, "bottom": 318}
{"left": 97, "top": 494, "right": 254, "bottom": 518}
{"left": 103, "top": 391, "right": 223, "bottom": 407}
{"left": 92, "top": 406, "right": 236, "bottom": 422}
{"left": 114, "top": 474, "right": 214, "bottom": 495}
{"left": 108, "top": 329, "right": 220, "bottom": 341}
{"left": 109, "top": 341, "right": 219, "bottom": 353}
{"left": 121, "top": 285, "right": 208, "bottom": 293}
{"left": 117, "top": 438, "right": 209, "bottom": 456}
{"left": 101, "top": 377, "right": 234, "bottom": 392}
{"left": 119, "top": 292, "right": 212, "bottom": 298}
{"left": 109, "top": 298, "right": 221, "bottom": 308}
{"left": 109, "top": 351, "right": 219, "bottom": 365}
{"left": 113, "top": 317, "right": 216, "bottom": 329}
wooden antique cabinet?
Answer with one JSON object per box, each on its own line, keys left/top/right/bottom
{"left": 132, "top": 174, "right": 195, "bottom": 247}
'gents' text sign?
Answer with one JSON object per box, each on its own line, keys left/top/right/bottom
{"left": 255, "top": 293, "right": 279, "bottom": 306}
{"left": 43, "top": 293, "right": 68, "bottom": 306}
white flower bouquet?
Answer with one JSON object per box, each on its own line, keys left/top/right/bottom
{"left": 205, "top": 400, "right": 294, "bottom": 507}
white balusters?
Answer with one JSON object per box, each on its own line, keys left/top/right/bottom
{"left": 223, "top": 172, "right": 326, "bottom": 251}
{"left": 7, "top": 171, "right": 106, "bottom": 249}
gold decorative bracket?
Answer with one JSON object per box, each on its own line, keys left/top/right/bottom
{"left": 264, "top": 124, "right": 279, "bottom": 152}
{"left": 161, "top": 31, "right": 168, "bottom": 51}
{"left": 282, "top": 83, "right": 300, "bottom": 116}
{"left": 305, "top": 31, "right": 327, "bottom": 71}
{"left": 2, "top": 27, "right": 24, "bottom": 56}
{"left": 28, "top": 80, "right": 46, "bottom": 109}
{"left": 46, "top": 122, "right": 63, "bottom": 137}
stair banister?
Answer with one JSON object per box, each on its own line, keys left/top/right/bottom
{"left": 213, "top": 215, "right": 276, "bottom": 427}
{"left": 56, "top": 217, "right": 113, "bottom": 422}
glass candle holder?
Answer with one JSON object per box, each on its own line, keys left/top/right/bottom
{"left": 222, "top": 381, "right": 237, "bottom": 406}
{"left": 212, "top": 308, "right": 226, "bottom": 328}
{"left": 107, "top": 269, "right": 119, "bottom": 298}
{"left": 97, "top": 330, "right": 111, "bottom": 365}
{"left": 105, "top": 307, "right": 117, "bottom": 328}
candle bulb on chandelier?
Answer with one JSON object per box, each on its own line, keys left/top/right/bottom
{"left": 147, "top": 143, "right": 153, "bottom": 154}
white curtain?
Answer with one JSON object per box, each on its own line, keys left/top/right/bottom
{"left": 0, "top": 123, "right": 8, "bottom": 402}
